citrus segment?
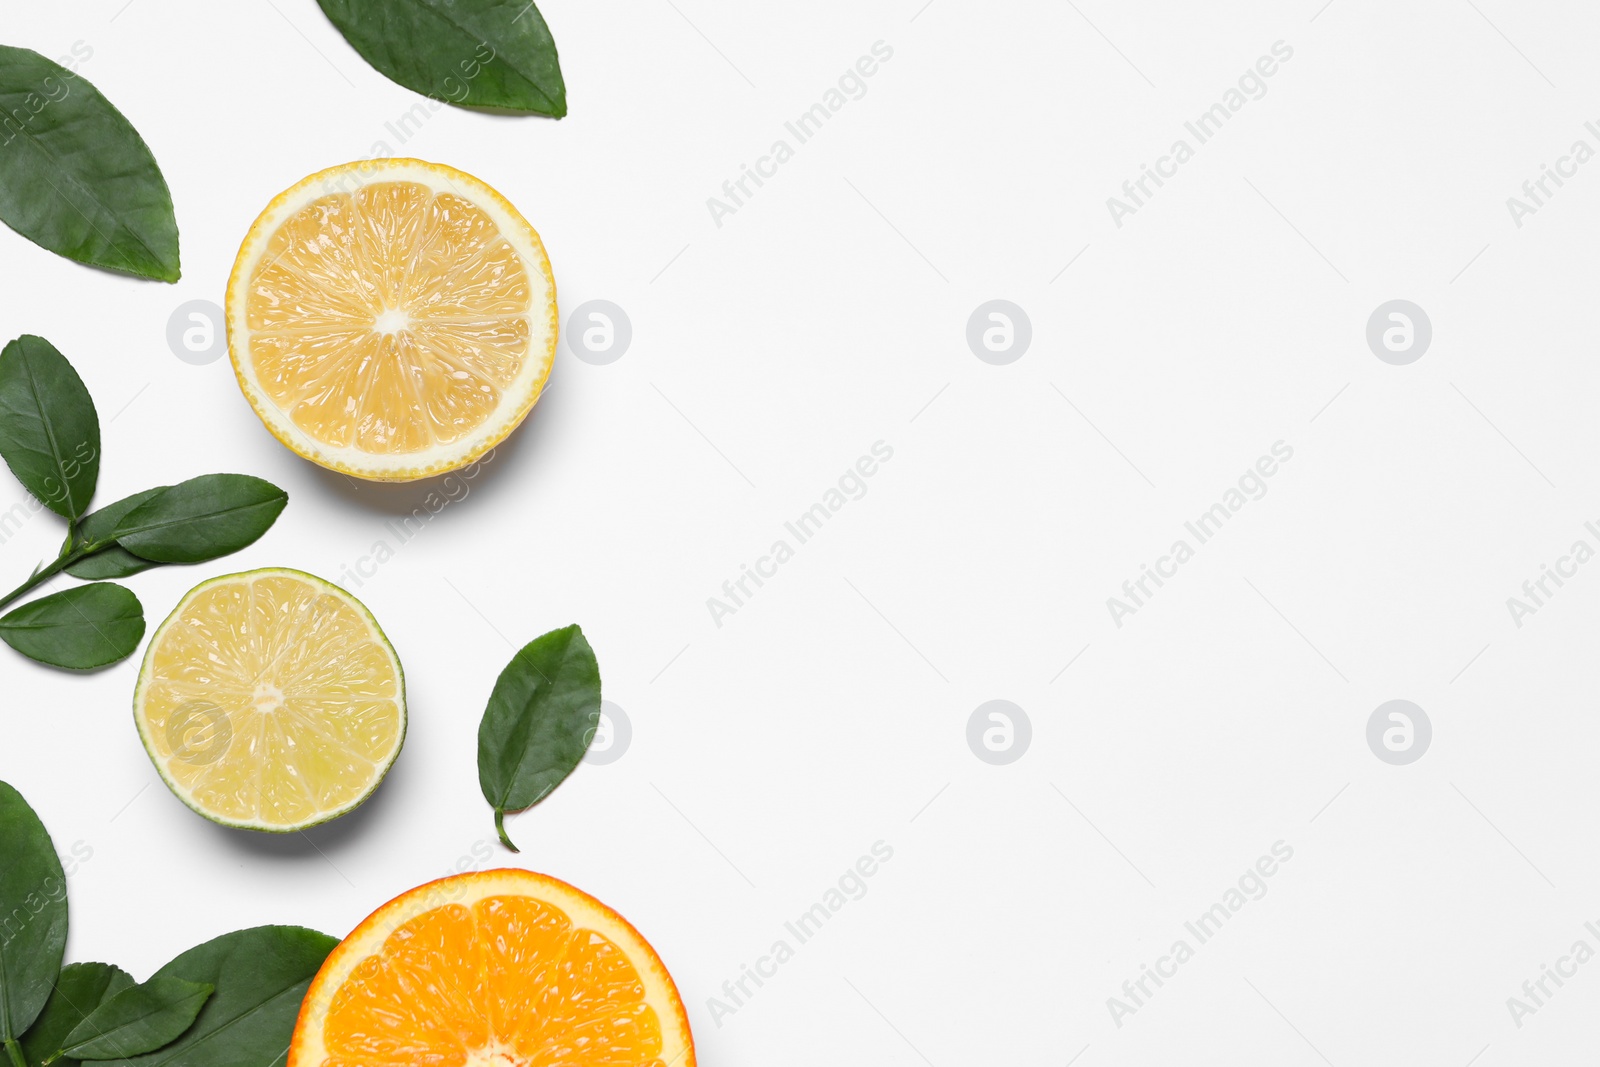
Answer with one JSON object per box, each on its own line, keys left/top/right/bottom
{"left": 292, "top": 870, "right": 694, "bottom": 1067}
{"left": 133, "top": 568, "right": 405, "bottom": 831}
{"left": 227, "top": 159, "right": 556, "bottom": 481}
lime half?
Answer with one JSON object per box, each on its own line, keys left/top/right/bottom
{"left": 133, "top": 568, "right": 405, "bottom": 831}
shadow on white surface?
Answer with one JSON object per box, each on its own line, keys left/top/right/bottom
{"left": 194, "top": 743, "right": 412, "bottom": 862}
{"left": 287, "top": 367, "right": 570, "bottom": 519}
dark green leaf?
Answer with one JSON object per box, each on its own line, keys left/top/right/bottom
{"left": 477, "top": 624, "right": 600, "bottom": 851}
{"left": 109, "top": 475, "right": 286, "bottom": 565}
{"left": 0, "top": 46, "right": 179, "bottom": 281}
{"left": 0, "top": 336, "right": 99, "bottom": 521}
{"left": 0, "top": 583, "right": 144, "bottom": 670}
{"left": 75, "top": 487, "right": 167, "bottom": 546}
{"left": 63, "top": 547, "right": 157, "bottom": 581}
{"left": 317, "top": 0, "right": 566, "bottom": 116}
{"left": 57, "top": 977, "right": 211, "bottom": 1061}
{"left": 0, "top": 781, "right": 68, "bottom": 1046}
{"left": 19, "top": 964, "right": 134, "bottom": 1067}
{"left": 65, "top": 488, "right": 169, "bottom": 579}
{"left": 96, "top": 927, "right": 336, "bottom": 1067}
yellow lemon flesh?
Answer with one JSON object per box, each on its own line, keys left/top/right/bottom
{"left": 227, "top": 159, "right": 557, "bottom": 481}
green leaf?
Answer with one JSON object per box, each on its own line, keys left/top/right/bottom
{"left": 0, "top": 46, "right": 179, "bottom": 281}
{"left": 65, "top": 488, "right": 168, "bottom": 580}
{"left": 0, "top": 336, "right": 99, "bottom": 521}
{"left": 55, "top": 977, "right": 211, "bottom": 1062}
{"left": 316, "top": 0, "right": 566, "bottom": 116}
{"left": 62, "top": 547, "right": 157, "bottom": 582}
{"left": 74, "top": 487, "right": 167, "bottom": 546}
{"left": 96, "top": 927, "right": 336, "bottom": 1067}
{"left": 477, "top": 624, "right": 600, "bottom": 851}
{"left": 108, "top": 475, "right": 286, "bottom": 565}
{"left": 0, "top": 583, "right": 144, "bottom": 670}
{"left": 19, "top": 964, "right": 134, "bottom": 1067}
{"left": 0, "top": 781, "right": 68, "bottom": 1050}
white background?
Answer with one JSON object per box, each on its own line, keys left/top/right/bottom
{"left": 5, "top": 0, "right": 1600, "bottom": 1063}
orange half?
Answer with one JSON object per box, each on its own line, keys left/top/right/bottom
{"left": 290, "top": 869, "right": 694, "bottom": 1067}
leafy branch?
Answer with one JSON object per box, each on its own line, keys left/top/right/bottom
{"left": 0, "top": 336, "right": 287, "bottom": 669}
{"left": 0, "top": 782, "right": 334, "bottom": 1067}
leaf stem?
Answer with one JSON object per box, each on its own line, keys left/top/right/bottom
{"left": 0, "top": 555, "right": 70, "bottom": 612}
{"left": 0, "top": 537, "right": 108, "bottom": 612}
{"left": 5, "top": 1038, "right": 28, "bottom": 1067}
{"left": 494, "top": 809, "right": 520, "bottom": 853}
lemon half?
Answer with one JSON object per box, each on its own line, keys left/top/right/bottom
{"left": 226, "top": 159, "right": 557, "bottom": 482}
{"left": 133, "top": 568, "right": 405, "bottom": 832}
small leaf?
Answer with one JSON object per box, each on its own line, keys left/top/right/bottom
{"left": 65, "top": 488, "right": 168, "bottom": 579}
{"left": 477, "top": 624, "right": 600, "bottom": 851}
{"left": 63, "top": 546, "right": 157, "bottom": 581}
{"left": 0, "top": 781, "right": 68, "bottom": 1046}
{"left": 19, "top": 964, "right": 135, "bottom": 1067}
{"left": 75, "top": 487, "right": 167, "bottom": 545}
{"left": 0, "top": 583, "right": 144, "bottom": 669}
{"left": 317, "top": 0, "right": 566, "bottom": 116}
{"left": 109, "top": 475, "right": 286, "bottom": 564}
{"left": 0, "top": 335, "right": 99, "bottom": 521}
{"left": 95, "top": 927, "right": 337, "bottom": 1067}
{"left": 56, "top": 977, "right": 211, "bottom": 1062}
{"left": 0, "top": 46, "right": 179, "bottom": 281}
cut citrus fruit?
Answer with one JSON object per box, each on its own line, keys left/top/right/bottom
{"left": 133, "top": 567, "right": 405, "bottom": 832}
{"left": 226, "top": 159, "right": 557, "bottom": 481}
{"left": 291, "top": 869, "right": 695, "bottom": 1067}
